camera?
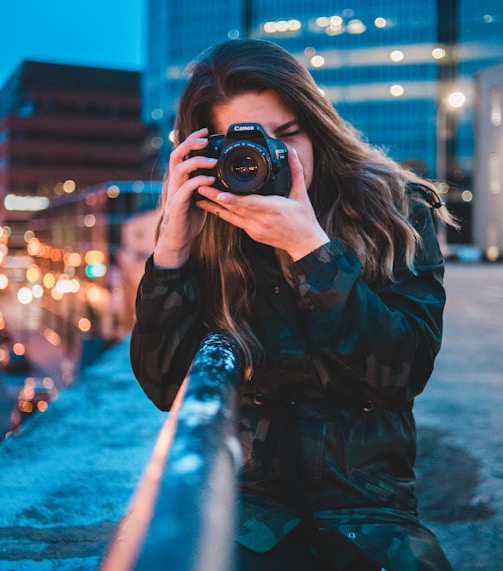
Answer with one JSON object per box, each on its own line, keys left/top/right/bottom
{"left": 190, "top": 123, "right": 291, "bottom": 198}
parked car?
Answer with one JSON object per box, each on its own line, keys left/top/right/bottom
{"left": 0, "top": 342, "right": 30, "bottom": 373}
{"left": 0, "top": 313, "right": 30, "bottom": 372}
{"left": 9, "top": 376, "right": 59, "bottom": 432}
{"left": 0, "top": 324, "right": 11, "bottom": 343}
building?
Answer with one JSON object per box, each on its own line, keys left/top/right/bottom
{"left": 144, "top": 0, "right": 503, "bottom": 245}
{"left": 474, "top": 63, "right": 503, "bottom": 260}
{"left": 25, "top": 180, "right": 162, "bottom": 352}
{"left": 0, "top": 61, "right": 155, "bottom": 249}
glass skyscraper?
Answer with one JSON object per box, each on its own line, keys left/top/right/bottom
{"left": 144, "top": 0, "right": 503, "bottom": 243}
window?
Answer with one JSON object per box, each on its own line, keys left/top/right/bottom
{"left": 489, "top": 153, "right": 501, "bottom": 194}
{"left": 490, "top": 86, "right": 502, "bottom": 126}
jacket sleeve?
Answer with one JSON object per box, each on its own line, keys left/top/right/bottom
{"left": 289, "top": 197, "right": 446, "bottom": 405}
{"left": 129, "top": 255, "right": 204, "bottom": 410}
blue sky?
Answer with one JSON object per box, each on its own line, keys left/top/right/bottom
{"left": 1, "top": 0, "right": 145, "bottom": 87}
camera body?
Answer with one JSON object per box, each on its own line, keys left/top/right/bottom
{"left": 190, "top": 123, "right": 291, "bottom": 198}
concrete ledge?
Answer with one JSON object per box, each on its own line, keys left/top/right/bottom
{"left": 0, "top": 337, "right": 166, "bottom": 571}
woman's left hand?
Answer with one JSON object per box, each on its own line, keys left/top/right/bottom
{"left": 195, "top": 149, "right": 329, "bottom": 261}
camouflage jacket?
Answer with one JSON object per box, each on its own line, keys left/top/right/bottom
{"left": 130, "top": 188, "right": 449, "bottom": 568}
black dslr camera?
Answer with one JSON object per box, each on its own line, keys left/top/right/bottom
{"left": 190, "top": 123, "right": 291, "bottom": 198}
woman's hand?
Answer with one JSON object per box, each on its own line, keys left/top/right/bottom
{"left": 153, "top": 128, "right": 217, "bottom": 268}
{"left": 195, "top": 149, "right": 329, "bottom": 261}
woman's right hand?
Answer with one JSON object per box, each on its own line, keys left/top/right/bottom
{"left": 153, "top": 128, "right": 218, "bottom": 268}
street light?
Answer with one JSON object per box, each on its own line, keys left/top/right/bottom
{"left": 448, "top": 91, "right": 466, "bottom": 108}
{"left": 436, "top": 90, "right": 466, "bottom": 186}
{"left": 435, "top": 90, "right": 466, "bottom": 255}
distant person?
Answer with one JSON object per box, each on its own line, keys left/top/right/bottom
{"left": 130, "top": 39, "right": 454, "bottom": 570}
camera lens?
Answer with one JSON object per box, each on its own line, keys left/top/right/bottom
{"left": 218, "top": 142, "right": 271, "bottom": 194}
{"left": 231, "top": 155, "right": 258, "bottom": 182}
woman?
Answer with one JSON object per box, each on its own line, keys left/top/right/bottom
{"left": 130, "top": 39, "right": 454, "bottom": 570}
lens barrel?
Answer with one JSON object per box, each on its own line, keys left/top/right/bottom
{"left": 218, "top": 141, "right": 271, "bottom": 194}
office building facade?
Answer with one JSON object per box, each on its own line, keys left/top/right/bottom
{"left": 474, "top": 63, "right": 503, "bottom": 260}
{"left": 144, "top": 0, "right": 503, "bottom": 244}
{"left": 0, "top": 61, "right": 151, "bottom": 249}
{"left": 27, "top": 180, "right": 162, "bottom": 347}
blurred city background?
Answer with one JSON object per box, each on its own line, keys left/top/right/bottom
{"left": 0, "top": 1, "right": 503, "bottom": 568}
{"left": 1, "top": 0, "right": 502, "bottom": 456}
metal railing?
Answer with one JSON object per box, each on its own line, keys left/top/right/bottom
{"left": 101, "top": 333, "right": 242, "bottom": 571}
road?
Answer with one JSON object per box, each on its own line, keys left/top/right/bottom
{"left": 0, "top": 283, "right": 78, "bottom": 438}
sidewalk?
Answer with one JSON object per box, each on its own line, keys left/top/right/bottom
{"left": 0, "top": 261, "right": 502, "bottom": 570}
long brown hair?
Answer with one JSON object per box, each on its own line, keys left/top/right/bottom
{"left": 160, "top": 38, "right": 453, "bottom": 370}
